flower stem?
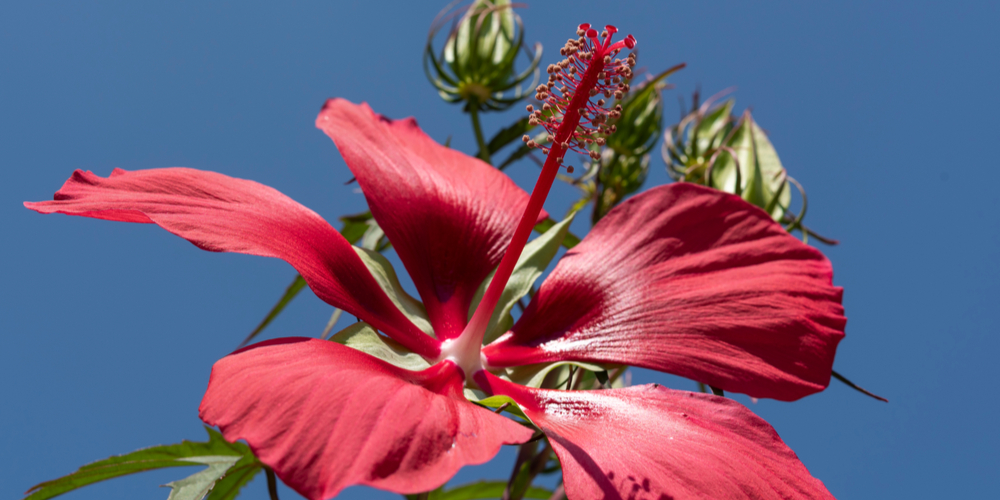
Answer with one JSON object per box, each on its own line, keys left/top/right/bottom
{"left": 469, "top": 104, "right": 492, "bottom": 165}
{"left": 265, "top": 466, "right": 280, "bottom": 500}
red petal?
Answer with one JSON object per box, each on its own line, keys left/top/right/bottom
{"left": 200, "top": 338, "right": 532, "bottom": 500}
{"left": 316, "top": 99, "right": 546, "bottom": 339}
{"left": 483, "top": 183, "right": 845, "bottom": 401}
{"left": 25, "top": 168, "right": 438, "bottom": 357}
{"left": 477, "top": 372, "right": 834, "bottom": 500}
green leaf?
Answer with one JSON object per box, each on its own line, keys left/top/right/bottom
{"left": 353, "top": 247, "right": 434, "bottom": 336}
{"left": 470, "top": 214, "right": 574, "bottom": 343}
{"left": 496, "top": 144, "right": 532, "bottom": 171}
{"left": 164, "top": 456, "right": 242, "bottom": 500}
{"left": 475, "top": 116, "right": 532, "bottom": 160}
{"left": 533, "top": 217, "right": 580, "bottom": 249}
{"left": 330, "top": 322, "right": 431, "bottom": 371}
{"left": 433, "top": 480, "right": 552, "bottom": 500}
{"left": 204, "top": 462, "right": 261, "bottom": 500}
{"left": 24, "top": 428, "right": 255, "bottom": 500}
{"left": 238, "top": 275, "right": 307, "bottom": 348}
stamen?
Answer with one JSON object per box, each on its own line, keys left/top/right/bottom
{"left": 442, "top": 24, "right": 638, "bottom": 381}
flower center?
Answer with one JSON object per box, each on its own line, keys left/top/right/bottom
{"left": 440, "top": 24, "right": 638, "bottom": 381}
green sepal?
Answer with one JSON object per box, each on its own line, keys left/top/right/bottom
{"left": 330, "top": 322, "right": 431, "bottom": 372}
{"left": 470, "top": 395, "right": 533, "bottom": 424}
{"left": 692, "top": 98, "right": 734, "bottom": 157}
{"left": 503, "top": 360, "right": 606, "bottom": 389}
{"left": 23, "top": 427, "right": 257, "bottom": 500}
{"left": 338, "top": 210, "right": 376, "bottom": 246}
{"left": 710, "top": 112, "right": 791, "bottom": 219}
{"left": 469, "top": 213, "right": 574, "bottom": 344}
{"left": 353, "top": 247, "right": 434, "bottom": 336}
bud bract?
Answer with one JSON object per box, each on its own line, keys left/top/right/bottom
{"left": 589, "top": 65, "right": 681, "bottom": 222}
{"left": 425, "top": 0, "right": 542, "bottom": 112}
{"left": 663, "top": 94, "right": 795, "bottom": 223}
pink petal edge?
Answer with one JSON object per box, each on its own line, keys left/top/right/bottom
{"left": 316, "top": 99, "right": 547, "bottom": 340}
{"left": 201, "top": 338, "right": 533, "bottom": 500}
{"left": 25, "top": 167, "right": 438, "bottom": 357}
{"left": 477, "top": 371, "right": 835, "bottom": 500}
{"left": 484, "top": 183, "right": 845, "bottom": 401}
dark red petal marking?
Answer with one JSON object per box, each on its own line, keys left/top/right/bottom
{"left": 476, "top": 372, "right": 835, "bottom": 500}
{"left": 483, "top": 183, "right": 845, "bottom": 401}
{"left": 316, "top": 99, "right": 544, "bottom": 340}
{"left": 200, "top": 339, "right": 533, "bottom": 500}
{"left": 24, "top": 167, "right": 439, "bottom": 357}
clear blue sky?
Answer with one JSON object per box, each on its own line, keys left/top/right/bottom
{"left": 2, "top": 1, "right": 997, "bottom": 499}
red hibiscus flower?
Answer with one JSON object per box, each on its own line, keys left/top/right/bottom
{"left": 26, "top": 26, "right": 844, "bottom": 500}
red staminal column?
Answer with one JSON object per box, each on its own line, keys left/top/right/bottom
{"left": 441, "top": 24, "right": 638, "bottom": 381}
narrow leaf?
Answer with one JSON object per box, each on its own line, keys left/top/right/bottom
{"left": 496, "top": 144, "right": 532, "bottom": 171}
{"left": 238, "top": 276, "right": 306, "bottom": 348}
{"left": 476, "top": 116, "right": 533, "bottom": 160}
{"left": 24, "top": 428, "right": 253, "bottom": 500}
{"left": 533, "top": 217, "right": 580, "bottom": 249}
{"left": 164, "top": 456, "right": 242, "bottom": 500}
{"left": 204, "top": 462, "right": 261, "bottom": 500}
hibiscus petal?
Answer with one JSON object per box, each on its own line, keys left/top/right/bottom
{"left": 24, "top": 168, "right": 438, "bottom": 357}
{"left": 316, "top": 99, "right": 546, "bottom": 339}
{"left": 200, "top": 338, "right": 533, "bottom": 500}
{"left": 477, "top": 372, "right": 834, "bottom": 500}
{"left": 483, "top": 183, "right": 845, "bottom": 401}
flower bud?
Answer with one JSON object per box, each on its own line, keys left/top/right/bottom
{"left": 663, "top": 91, "right": 802, "bottom": 227}
{"left": 424, "top": 0, "right": 542, "bottom": 112}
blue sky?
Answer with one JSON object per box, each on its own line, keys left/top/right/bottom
{"left": 2, "top": 1, "right": 998, "bottom": 498}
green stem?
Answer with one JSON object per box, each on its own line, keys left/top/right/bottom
{"left": 469, "top": 104, "right": 492, "bottom": 165}
{"left": 265, "top": 467, "right": 280, "bottom": 500}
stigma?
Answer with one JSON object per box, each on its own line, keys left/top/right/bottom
{"left": 522, "top": 24, "right": 637, "bottom": 172}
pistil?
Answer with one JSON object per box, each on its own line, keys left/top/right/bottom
{"left": 441, "top": 24, "right": 637, "bottom": 380}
